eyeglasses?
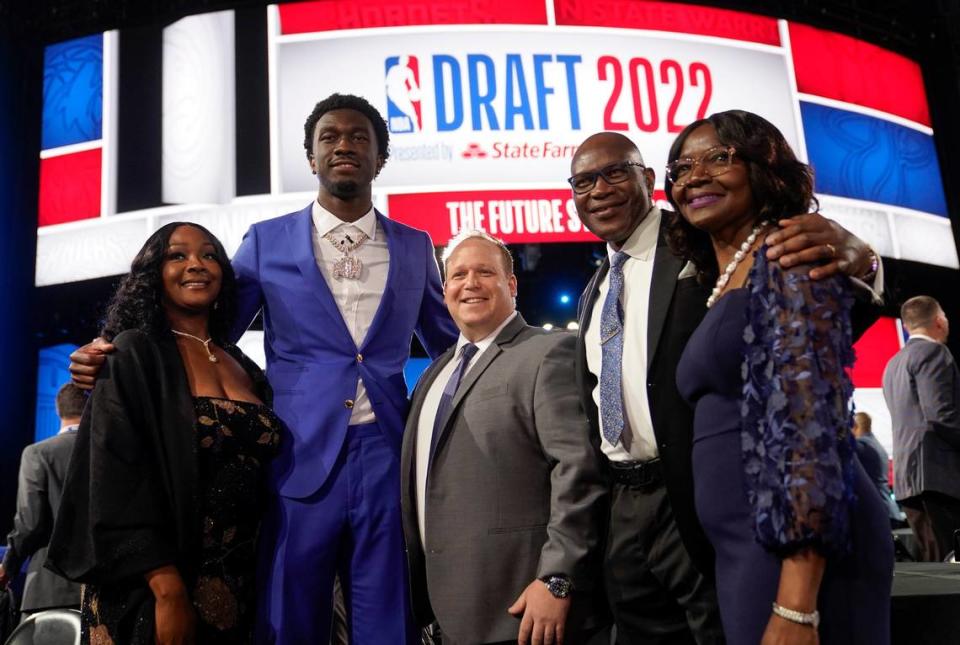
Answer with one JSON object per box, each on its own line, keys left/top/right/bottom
{"left": 567, "top": 161, "right": 645, "bottom": 195}
{"left": 665, "top": 146, "right": 738, "bottom": 187}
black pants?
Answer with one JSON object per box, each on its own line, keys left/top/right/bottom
{"left": 604, "top": 480, "right": 724, "bottom": 645}
{"left": 901, "top": 492, "right": 960, "bottom": 562}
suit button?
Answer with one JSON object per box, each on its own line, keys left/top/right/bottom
{"left": 356, "top": 353, "right": 363, "bottom": 362}
{"left": 344, "top": 399, "right": 354, "bottom": 409}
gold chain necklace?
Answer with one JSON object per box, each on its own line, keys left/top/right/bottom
{"left": 171, "top": 329, "right": 219, "bottom": 363}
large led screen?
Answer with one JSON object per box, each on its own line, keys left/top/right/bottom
{"left": 35, "top": 0, "right": 958, "bottom": 287}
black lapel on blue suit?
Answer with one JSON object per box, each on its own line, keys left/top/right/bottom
{"left": 286, "top": 205, "right": 354, "bottom": 344}
{"left": 647, "top": 225, "right": 684, "bottom": 369}
{"left": 431, "top": 313, "right": 527, "bottom": 461}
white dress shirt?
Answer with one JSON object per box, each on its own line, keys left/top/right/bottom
{"left": 311, "top": 201, "right": 389, "bottom": 425}
{"left": 415, "top": 311, "right": 519, "bottom": 544}
{"left": 584, "top": 207, "right": 662, "bottom": 462}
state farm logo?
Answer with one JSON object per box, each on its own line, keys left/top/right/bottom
{"left": 461, "top": 143, "right": 489, "bottom": 159}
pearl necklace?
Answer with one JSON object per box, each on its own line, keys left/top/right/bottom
{"left": 706, "top": 223, "right": 766, "bottom": 309}
{"left": 171, "top": 329, "right": 219, "bottom": 363}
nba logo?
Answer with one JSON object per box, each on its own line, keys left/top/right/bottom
{"left": 385, "top": 56, "right": 422, "bottom": 134}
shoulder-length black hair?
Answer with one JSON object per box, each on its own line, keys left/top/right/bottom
{"left": 101, "top": 222, "right": 237, "bottom": 344}
{"left": 664, "top": 109, "right": 817, "bottom": 285}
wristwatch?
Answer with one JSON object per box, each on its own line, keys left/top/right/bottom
{"left": 541, "top": 575, "right": 572, "bottom": 599}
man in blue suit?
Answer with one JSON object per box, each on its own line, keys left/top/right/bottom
{"left": 233, "top": 94, "right": 457, "bottom": 643}
{"left": 69, "top": 94, "right": 458, "bottom": 644}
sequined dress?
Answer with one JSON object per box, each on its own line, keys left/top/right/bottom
{"left": 81, "top": 397, "right": 281, "bottom": 644}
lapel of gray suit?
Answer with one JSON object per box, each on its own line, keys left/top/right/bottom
{"left": 431, "top": 313, "right": 528, "bottom": 461}
{"left": 403, "top": 346, "right": 457, "bottom": 489}
{"left": 647, "top": 220, "right": 683, "bottom": 369}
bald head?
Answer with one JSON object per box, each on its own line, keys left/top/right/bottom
{"left": 571, "top": 132, "right": 645, "bottom": 172}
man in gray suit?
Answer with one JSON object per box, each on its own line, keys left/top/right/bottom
{"left": 0, "top": 384, "right": 84, "bottom": 617}
{"left": 883, "top": 295, "right": 960, "bottom": 561}
{"left": 400, "top": 230, "right": 607, "bottom": 645}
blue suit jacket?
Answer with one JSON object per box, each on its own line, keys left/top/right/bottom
{"left": 231, "top": 204, "right": 457, "bottom": 498}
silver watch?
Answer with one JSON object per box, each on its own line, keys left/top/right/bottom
{"left": 541, "top": 575, "right": 571, "bottom": 599}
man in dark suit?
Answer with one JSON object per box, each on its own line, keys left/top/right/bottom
{"left": 401, "top": 230, "right": 607, "bottom": 645}
{"left": 0, "top": 384, "right": 84, "bottom": 618}
{"left": 883, "top": 295, "right": 960, "bottom": 561}
{"left": 569, "top": 131, "right": 882, "bottom": 643}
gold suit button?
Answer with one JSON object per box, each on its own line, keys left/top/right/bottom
{"left": 356, "top": 353, "right": 363, "bottom": 362}
{"left": 344, "top": 399, "right": 354, "bottom": 409}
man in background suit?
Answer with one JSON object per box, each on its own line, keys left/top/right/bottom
{"left": 852, "top": 411, "right": 904, "bottom": 523}
{"left": 569, "top": 131, "right": 882, "bottom": 644}
{"left": 68, "top": 93, "right": 458, "bottom": 644}
{"left": 883, "top": 295, "right": 960, "bottom": 561}
{"left": 0, "top": 384, "right": 83, "bottom": 618}
{"left": 401, "top": 230, "right": 607, "bottom": 645}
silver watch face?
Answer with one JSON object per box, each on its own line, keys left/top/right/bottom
{"left": 545, "top": 576, "right": 571, "bottom": 598}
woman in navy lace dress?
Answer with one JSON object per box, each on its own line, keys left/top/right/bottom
{"left": 667, "top": 111, "right": 893, "bottom": 645}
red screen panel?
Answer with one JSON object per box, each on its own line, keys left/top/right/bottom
{"left": 789, "top": 23, "right": 930, "bottom": 126}
{"left": 851, "top": 316, "right": 903, "bottom": 389}
{"left": 38, "top": 148, "right": 101, "bottom": 227}
{"left": 279, "top": 0, "right": 548, "bottom": 34}
{"left": 554, "top": 0, "right": 780, "bottom": 46}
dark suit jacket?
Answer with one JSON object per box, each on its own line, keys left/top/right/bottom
{"left": 882, "top": 337, "right": 960, "bottom": 501}
{"left": 2, "top": 431, "right": 81, "bottom": 612}
{"left": 576, "top": 215, "right": 714, "bottom": 574}
{"left": 401, "top": 314, "right": 607, "bottom": 645}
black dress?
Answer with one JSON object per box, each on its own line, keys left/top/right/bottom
{"left": 81, "top": 396, "right": 281, "bottom": 644}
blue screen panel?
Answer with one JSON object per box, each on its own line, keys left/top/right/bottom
{"left": 800, "top": 101, "right": 947, "bottom": 216}
{"left": 35, "top": 343, "right": 78, "bottom": 442}
{"left": 42, "top": 34, "right": 103, "bottom": 150}
{"left": 404, "top": 357, "right": 432, "bottom": 394}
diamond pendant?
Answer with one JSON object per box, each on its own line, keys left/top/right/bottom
{"left": 333, "top": 255, "right": 363, "bottom": 279}
{"left": 208, "top": 354, "right": 219, "bottom": 363}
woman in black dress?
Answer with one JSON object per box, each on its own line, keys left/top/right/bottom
{"left": 48, "top": 222, "right": 281, "bottom": 644}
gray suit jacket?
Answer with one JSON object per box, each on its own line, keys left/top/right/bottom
{"left": 2, "top": 430, "right": 82, "bottom": 612}
{"left": 400, "top": 314, "right": 607, "bottom": 645}
{"left": 882, "top": 337, "right": 960, "bottom": 501}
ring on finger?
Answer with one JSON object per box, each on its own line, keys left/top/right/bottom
{"left": 825, "top": 243, "right": 837, "bottom": 258}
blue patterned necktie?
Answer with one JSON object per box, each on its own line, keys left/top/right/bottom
{"left": 429, "top": 343, "right": 480, "bottom": 462}
{"left": 599, "top": 251, "right": 630, "bottom": 446}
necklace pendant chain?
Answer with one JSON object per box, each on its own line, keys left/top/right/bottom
{"left": 171, "top": 329, "right": 219, "bottom": 363}
{"left": 324, "top": 229, "right": 369, "bottom": 280}
{"left": 706, "top": 223, "right": 767, "bottom": 309}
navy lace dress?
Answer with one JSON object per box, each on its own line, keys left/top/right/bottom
{"left": 676, "top": 248, "right": 893, "bottom": 644}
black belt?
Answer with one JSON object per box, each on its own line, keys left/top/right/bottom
{"left": 608, "top": 458, "right": 663, "bottom": 488}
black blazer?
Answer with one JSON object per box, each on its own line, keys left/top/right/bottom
{"left": 576, "top": 214, "right": 714, "bottom": 574}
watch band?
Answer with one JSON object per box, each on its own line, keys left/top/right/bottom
{"left": 772, "top": 602, "right": 819, "bottom": 628}
{"left": 861, "top": 247, "right": 880, "bottom": 283}
{"left": 541, "top": 575, "right": 572, "bottom": 599}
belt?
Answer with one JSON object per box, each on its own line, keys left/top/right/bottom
{"left": 608, "top": 458, "right": 663, "bottom": 488}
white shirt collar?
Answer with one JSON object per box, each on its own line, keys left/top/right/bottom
{"left": 607, "top": 205, "right": 661, "bottom": 263}
{"left": 455, "top": 310, "right": 519, "bottom": 356}
{"left": 59, "top": 424, "right": 79, "bottom": 435}
{"left": 907, "top": 333, "right": 940, "bottom": 344}
{"left": 311, "top": 200, "right": 378, "bottom": 240}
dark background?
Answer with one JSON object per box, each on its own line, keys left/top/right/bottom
{"left": 2, "top": 0, "right": 959, "bottom": 536}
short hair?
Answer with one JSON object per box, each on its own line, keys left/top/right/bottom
{"left": 303, "top": 93, "right": 390, "bottom": 164}
{"left": 441, "top": 229, "right": 514, "bottom": 276}
{"left": 55, "top": 383, "right": 86, "bottom": 419}
{"left": 900, "top": 295, "right": 942, "bottom": 331}
{"left": 854, "top": 411, "right": 872, "bottom": 434}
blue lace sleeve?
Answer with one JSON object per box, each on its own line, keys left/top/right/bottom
{"left": 741, "top": 247, "right": 858, "bottom": 557}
